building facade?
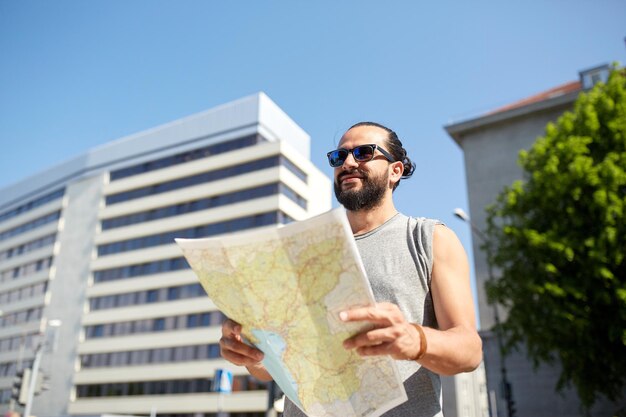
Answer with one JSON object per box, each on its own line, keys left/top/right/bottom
{"left": 0, "top": 93, "right": 332, "bottom": 417}
{"left": 444, "top": 64, "right": 619, "bottom": 417}
{"left": 442, "top": 362, "right": 489, "bottom": 417}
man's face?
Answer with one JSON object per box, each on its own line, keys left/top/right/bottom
{"left": 333, "top": 125, "right": 393, "bottom": 211}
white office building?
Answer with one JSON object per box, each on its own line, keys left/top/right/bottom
{"left": 0, "top": 93, "right": 332, "bottom": 417}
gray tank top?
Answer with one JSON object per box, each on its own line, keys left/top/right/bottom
{"left": 284, "top": 213, "right": 443, "bottom": 417}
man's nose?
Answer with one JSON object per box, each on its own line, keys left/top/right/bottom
{"left": 341, "top": 152, "right": 359, "bottom": 169}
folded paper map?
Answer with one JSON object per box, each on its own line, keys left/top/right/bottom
{"left": 176, "top": 208, "right": 407, "bottom": 417}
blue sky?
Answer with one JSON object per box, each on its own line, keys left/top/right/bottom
{"left": 1, "top": 1, "right": 624, "bottom": 318}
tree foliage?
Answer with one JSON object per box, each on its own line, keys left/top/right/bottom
{"left": 485, "top": 66, "right": 626, "bottom": 408}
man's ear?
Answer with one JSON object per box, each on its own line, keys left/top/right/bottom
{"left": 389, "top": 160, "right": 403, "bottom": 184}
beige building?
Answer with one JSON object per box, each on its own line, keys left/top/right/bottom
{"left": 445, "top": 64, "right": 619, "bottom": 417}
{"left": 0, "top": 93, "right": 332, "bottom": 417}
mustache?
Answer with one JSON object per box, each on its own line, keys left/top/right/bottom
{"left": 337, "top": 168, "right": 368, "bottom": 182}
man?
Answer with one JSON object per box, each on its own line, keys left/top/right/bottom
{"left": 220, "top": 122, "right": 482, "bottom": 416}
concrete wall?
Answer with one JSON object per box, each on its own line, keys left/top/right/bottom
{"left": 36, "top": 174, "right": 104, "bottom": 417}
{"left": 456, "top": 104, "right": 571, "bottom": 330}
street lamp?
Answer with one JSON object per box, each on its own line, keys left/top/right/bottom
{"left": 23, "top": 319, "right": 62, "bottom": 417}
{"left": 453, "top": 208, "right": 515, "bottom": 417}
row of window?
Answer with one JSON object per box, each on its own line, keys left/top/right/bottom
{"left": 0, "top": 188, "right": 64, "bottom": 225}
{"left": 102, "top": 182, "right": 299, "bottom": 231}
{"left": 0, "top": 233, "right": 56, "bottom": 262}
{"left": 0, "top": 333, "right": 37, "bottom": 355}
{"left": 110, "top": 135, "right": 265, "bottom": 181}
{"left": 0, "top": 360, "right": 34, "bottom": 378}
{"left": 107, "top": 155, "right": 277, "bottom": 205}
{"left": 0, "top": 281, "right": 47, "bottom": 305}
{"left": 76, "top": 375, "right": 267, "bottom": 398}
{"left": 281, "top": 156, "right": 307, "bottom": 183}
{"left": 90, "top": 282, "right": 204, "bottom": 311}
{"left": 94, "top": 211, "right": 293, "bottom": 283}
{"left": 280, "top": 184, "right": 307, "bottom": 209}
{"left": 98, "top": 211, "right": 287, "bottom": 257}
{"left": 81, "top": 343, "right": 221, "bottom": 368}
{"left": 0, "top": 257, "right": 52, "bottom": 284}
{"left": 106, "top": 155, "right": 306, "bottom": 206}
{"left": 0, "top": 389, "right": 10, "bottom": 404}
{"left": 0, "top": 211, "right": 60, "bottom": 243}
{"left": 84, "top": 311, "right": 226, "bottom": 339}
{"left": 94, "top": 257, "right": 188, "bottom": 283}
{"left": 0, "top": 307, "right": 43, "bottom": 329}
{"left": 155, "top": 414, "right": 265, "bottom": 417}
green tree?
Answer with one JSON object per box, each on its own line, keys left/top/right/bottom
{"left": 485, "top": 66, "right": 626, "bottom": 409}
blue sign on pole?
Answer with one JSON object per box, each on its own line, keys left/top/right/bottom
{"left": 213, "top": 368, "right": 233, "bottom": 393}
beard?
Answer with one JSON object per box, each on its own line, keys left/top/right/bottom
{"left": 334, "top": 168, "right": 388, "bottom": 211}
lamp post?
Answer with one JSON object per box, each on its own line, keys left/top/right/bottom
{"left": 23, "top": 319, "right": 62, "bottom": 417}
{"left": 453, "top": 208, "right": 515, "bottom": 417}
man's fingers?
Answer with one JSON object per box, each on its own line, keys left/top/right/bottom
{"left": 343, "top": 328, "right": 396, "bottom": 349}
{"left": 221, "top": 348, "right": 262, "bottom": 366}
{"left": 222, "top": 318, "right": 242, "bottom": 336}
{"left": 220, "top": 318, "right": 266, "bottom": 367}
{"left": 220, "top": 336, "right": 264, "bottom": 362}
{"left": 339, "top": 308, "right": 384, "bottom": 323}
{"left": 339, "top": 305, "right": 400, "bottom": 324}
{"left": 355, "top": 343, "right": 393, "bottom": 357}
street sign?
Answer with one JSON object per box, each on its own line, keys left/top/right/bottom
{"left": 212, "top": 368, "right": 233, "bottom": 393}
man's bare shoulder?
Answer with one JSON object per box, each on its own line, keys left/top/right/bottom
{"left": 432, "top": 224, "right": 465, "bottom": 257}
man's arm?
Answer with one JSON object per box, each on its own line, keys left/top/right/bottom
{"left": 341, "top": 224, "right": 482, "bottom": 375}
{"left": 419, "top": 224, "right": 482, "bottom": 374}
{"left": 220, "top": 319, "right": 273, "bottom": 381}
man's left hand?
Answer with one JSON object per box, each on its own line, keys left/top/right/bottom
{"left": 340, "top": 302, "right": 423, "bottom": 361}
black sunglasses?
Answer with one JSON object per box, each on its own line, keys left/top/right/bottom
{"left": 326, "top": 144, "right": 395, "bottom": 168}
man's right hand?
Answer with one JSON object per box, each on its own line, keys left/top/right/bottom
{"left": 220, "top": 319, "right": 272, "bottom": 381}
{"left": 220, "top": 318, "right": 264, "bottom": 365}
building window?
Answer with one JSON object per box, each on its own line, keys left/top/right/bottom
{"left": 109, "top": 135, "right": 266, "bottom": 181}
{"left": 0, "top": 307, "right": 43, "bottom": 329}
{"left": 0, "top": 257, "right": 53, "bottom": 284}
{"left": 89, "top": 283, "right": 206, "bottom": 311}
{"left": 153, "top": 318, "right": 165, "bottom": 331}
{"left": 101, "top": 182, "right": 306, "bottom": 230}
{"left": 0, "top": 189, "right": 64, "bottom": 225}
{"left": 106, "top": 156, "right": 281, "bottom": 205}
{"left": 0, "top": 334, "right": 36, "bottom": 356}
{"left": 0, "top": 281, "right": 48, "bottom": 305}
{"left": 0, "top": 234, "right": 56, "bottom": 262}
{"left": 84, "top": 311, "right": 225, "bottom": 339}
{"left": 279, "top": 183, "right": 307, "bottom": 209}
{"left": 76, "top": 375, "right": 267, "bottom": 398}
{"left": 96, "top": 211, "right": 290, "bottom": 258}
{"left": 0, "top": 212, "right": 60, "bottom": 243}
{"left": 280, "top": 156, "right": 308, "bottom": 183}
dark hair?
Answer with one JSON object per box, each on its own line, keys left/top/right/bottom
{"left": 348, "top": 121, "right": 415, "bottom": 190}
